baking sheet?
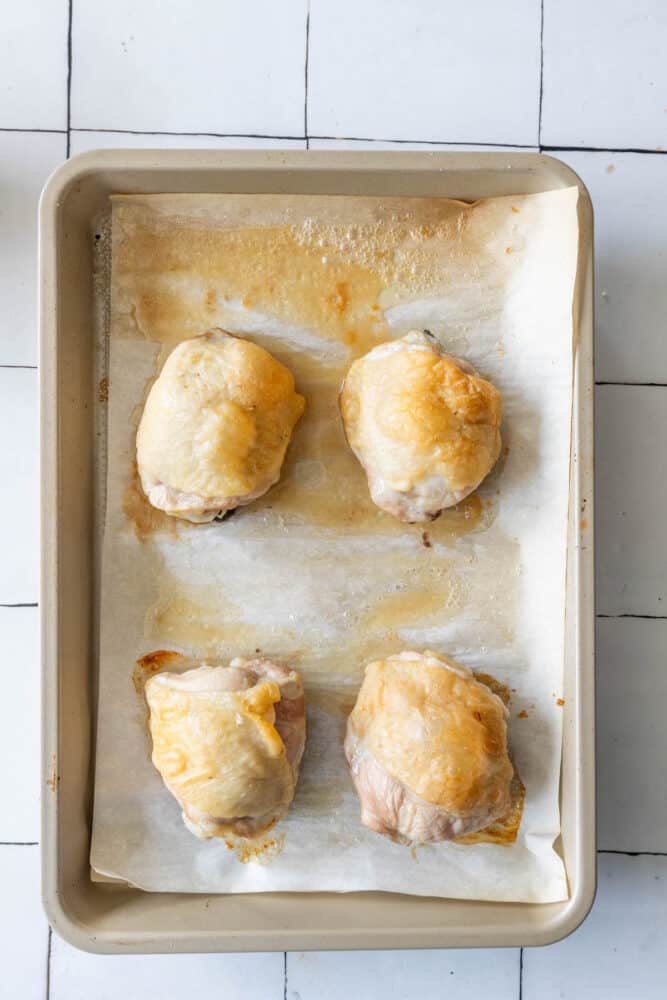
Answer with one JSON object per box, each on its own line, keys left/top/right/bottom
{"left": 91, "top": 189, "right": 578, "bottom": 902}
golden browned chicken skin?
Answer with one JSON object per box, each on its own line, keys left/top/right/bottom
{"left": 137, "top": 329, "right": 305, "bottom": 522}
{"left": 145, "top": 655, "right": 305, "bottom": 839}
{"left": 340, "top": 331, "right": 502, "bottom": 522}
{"left": 345, "top": 650, "right": 513, "bottom": 844}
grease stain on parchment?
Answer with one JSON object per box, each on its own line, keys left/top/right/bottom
{"left": 113, "top": 196, "right": 495, "bottom": 364}
{"left": 110, "top": 194, "right": 519, "bottom": 860}
{"left": 247, "top": 376, "right": 493, "bottom": 538}
{"left": 144, "top": 573, "right": 298, "bottom": 660}
{"left": 223, "top": 831, "right": 286, "bottom": 865}
{"left": 123, "top": 462, "right": 179, "bottom": 542}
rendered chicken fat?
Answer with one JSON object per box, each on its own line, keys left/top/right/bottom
{"left": 340, "top": 331, "right": 502, "bottom": 522}
{"left": 145, "top": 656, "right": 305, "bottom": 839}
{"left": 136, "top": 330, "right": 305, "bottom": 522}
{"left": 344, "top": 650, "right": 514, "bottom": 844}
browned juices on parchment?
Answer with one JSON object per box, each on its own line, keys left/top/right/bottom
{"left": 114, "top": 195, "right": 501, "bottom": 542}
{"left": 112, "top": 193, "right": 514, "bottom": 731}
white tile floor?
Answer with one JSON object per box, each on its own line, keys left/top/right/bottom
{"left": 542, "top": 0, "right": 667, "bottom": 150}
{"left": 0, "top": 607, "right": 40, "bottom": 842}
{"left": 0, "top": 0, "right": 68, "bottom": 130}
{"left": 554, "top": 150, "right": 667, "bottom": 384}
{"left": 307, "top": 0, "right": 541, "bottom": 144}
{"left": 522, "top": 854, "right": 667, "bottom": 1000}
{"left": 596, "top": 618, "right": 667, "bottom": 852}
{"left": 0, "top": 368, "right": 39, "bottom": 603}
{"left": 0, "top": 131, "right": 66, "bottom": 365}
{"left": 71, "top": 0, "right": 308, "bottom": 136}
{"left": 286, "top": 948, "right": 520, "bottom": 1000}
{"left": 50, "top": 940, "right": 284, "bottom": 1000}
{"left": 0, "top": 847, "right": 49, "bottom": 1000}
{"left": 2, "top": 1, "right": 665, "bottom": 997}
{"left": 595, "top": 386, "right": 667, "bottom": 616}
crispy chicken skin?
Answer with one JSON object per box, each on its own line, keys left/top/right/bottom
{"left": 137, "top": 329, "right": 305, "bottom": 523}
{"left": 340, "top": 331, "right": 502, "bottom": 522}
{"left": 145, "top": 655, "right": 305, "bottom": 839}
{"left": 344, "top": 650, "right": 513, "bottom": 844}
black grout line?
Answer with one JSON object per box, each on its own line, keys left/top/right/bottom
{"left": 2, "top": 123, "right": 666, "bottom": 155}
{"left": 66, "top": 0, "right": 73, "bottom": 158}
{"left": 596, "top": 381, "right": 667, "bottom": 387}
{"left": 0, "top": 603, "right": 38, "bottom": 608}
{"left": 72, "top": 127, "right": 305, "bottom": 140}
{"left": 60, "top": 128, "right": 667, "bottom": 154}
{"left": 0, "top": 127, "right": 67, "bottom": 135}
{"left": 542, "top": 143, "right": 667, "bottom": 155}
{"left": 537, "top": 0, "right": 545, "bottom": 146}
{"left": 519, "top": 947, "right": 524, "bottom": 1000}
{"left": 70, "top": 127, "right": 534, "bottom": 148}
{"left": 0, "top": 841, "right": 39, "bottom": 846}
{"left": 599, "top": 850, "right": 667, "bottom": 857}
{"left": 283, "top": 951, "right": 288, "bottom": 1000}
{"left": 46, "top": 926, "right": 52, "bottom": 1000}
{"left": 0, "top": 364, "right": 38, "bottom": 370}
{"left": 309, "top": 135, "right": 538, "bottom": 149}
{"left": 304, "top": 1, "right": 310, "bottom": 147}
{"left": 597, "top": 613, "right": 667, "bottom": 621}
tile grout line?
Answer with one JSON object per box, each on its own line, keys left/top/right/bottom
{"left": 66, "top": 0, "right": 73, "bottom": 157}
{"left": 46, "top": 926, "right": 52, "bottom": 1000}
{"left": 597, "top": 613, "right": 667, "bottom": 621}
{"left": 72, "top": 127, "right": 306, "bottom": 139}
{"left": 599, "top": 849, "right": 667, "bottom": 857}
{"left": 0, "top": 603, "right": 38, "bottom": 608}
{"left": 519, "top": 947, "right": 524, "bottom": 1000}
{"left": 59, "top": 128, "right": 667, "bottom": 154}
{"left": 304, "top": 0, "right": 311, "bottom": 149}
{"left": 71, "top": 128, "right": 537, "bottom": 148}
{"left": 0, "top": 841, "right": 39, "bottom": 846}
{"left": 283, "top": 951, "right": 288, "bottom": 1000}
{"left": 0, "top": 364, "right": 38, "bottom": 370}
{"left": 541, "top": 143, "right": 667, "bottom": 155}
{"left": 537, "top": 0, "right": 545, "bottom": 145}
{"left": 0, "top": 128, "right": 67, "bottom": 135}
{"left": 596, "top": 381, "right": 667, "bottom": 387}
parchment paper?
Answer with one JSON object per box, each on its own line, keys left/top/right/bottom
{"left": 91, "top": 188, "right": 579, "bottom": 901}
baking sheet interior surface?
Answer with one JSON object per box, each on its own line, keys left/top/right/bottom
{"left": 91, "top": 190, "right": 579, "bottom": 901}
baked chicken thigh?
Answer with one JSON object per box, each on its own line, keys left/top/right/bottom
{"left": 344, "top": 650, "right": 513, "bottom": 844}
{"left": 340, "top": 330, "right": 502, "bottom": 522}
{"left": 137, "top": 330, "right": 305, "bottom": 522}
{"left": 145, "top": 655, "right": 305, "bottom": 839}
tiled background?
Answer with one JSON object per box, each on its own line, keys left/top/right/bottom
{"left": 1, "top": 1, "right": 666, "bottom": 997}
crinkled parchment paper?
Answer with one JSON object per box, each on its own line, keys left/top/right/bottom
{"left": 90, "top": 189, "right": 579, "bottom": 901}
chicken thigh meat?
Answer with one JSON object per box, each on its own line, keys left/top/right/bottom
{"left": 137, "top": 329, "right": 305, "bottom": 522}
{"left": 345, "top": 650, "right": 514, "bottom": 844}
{"left": 145, "top": 655, "right": 305, "bottom": 839}
{"left": 340, "top": 330, "right": 502, "bottom": 522}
